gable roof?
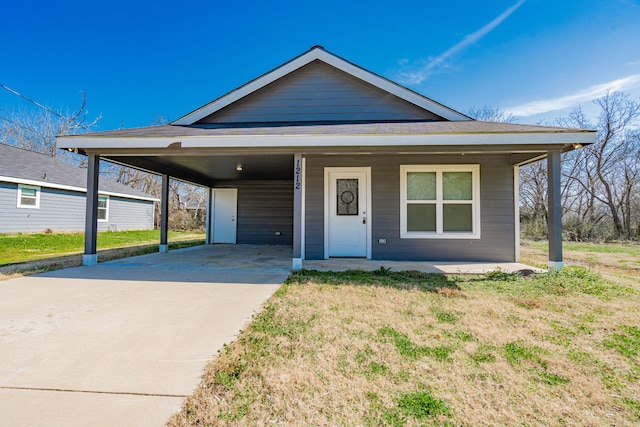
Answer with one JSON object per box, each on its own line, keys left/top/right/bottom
{"left": 0, "top": 143, "right": 158, "bottom": 202}
{"left": 57, "top": 47, "right": 596, "bottom": 155}
{"left": 173, "top": 46, "right": 471, "bottom": 125}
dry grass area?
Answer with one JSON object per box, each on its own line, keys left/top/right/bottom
{"left": 521, "top": 239, "right": 640, "bottom": 288}
{"left": 168, "top": 267, "right": 640, "bottom": 426}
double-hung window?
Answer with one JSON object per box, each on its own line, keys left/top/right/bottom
{"left": 17, "top": 184, "right": 40, "bottom": 208}
{"left": 98, "top": 195, "right": 109, "bottom": 221}
{"left": 400, "top": 165, "right": 480, "bottom": 239}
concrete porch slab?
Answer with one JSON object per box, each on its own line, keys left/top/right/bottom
{"left": 302, "top": 259, "right": 544, "bottom": 274}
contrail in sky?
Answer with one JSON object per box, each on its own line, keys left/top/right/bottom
{"left": 506, "top": 73, "right": 640, "bottom": 117}
{"left": 399, "top": 0, "right": 526, "bottom": 85}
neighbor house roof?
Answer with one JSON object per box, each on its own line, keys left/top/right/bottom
{"left": 0, "top": 143, "right": 158, "bottom": 202}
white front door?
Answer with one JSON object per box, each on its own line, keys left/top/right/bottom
{"left": 211, "top": 188, "right": 237, "bottom": 243}
{"left": 326, "top": 168, "right": 370, "bottom": 257}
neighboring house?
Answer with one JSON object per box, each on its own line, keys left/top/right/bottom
{"left": 0, "top": 143, "right": 158, "bottom": 233}
{"left": 58, "top": 46, "right": 595, "bottom": 268}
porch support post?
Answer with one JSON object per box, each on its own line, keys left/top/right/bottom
{"left": 83, "top": 153, "right": 100, "bottom": 266}
{"left": 159, "top": 174, "right": 169, "bottom": 253}
{"left": 292, "top": 153, "right": 303, "bottom": 270}
{"left": 547, "top": 150, "right": 564, "bottom": 269}
{"left": 205, "top": 187, "right": 213, "bottom": 244}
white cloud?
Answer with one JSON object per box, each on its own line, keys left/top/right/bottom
{"left": 506, "top": 74, "right": 640, "bottom": 117}
{"left": 398, "top": 0, "right": 526, "bottom": 85}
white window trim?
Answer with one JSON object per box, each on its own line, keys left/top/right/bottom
{"left": 400, "top": 164, "right": 481, "bottom": 239}
{"left": 98, "top": 195, "right": 109, "bottom": 222}
{"left": 17, "top": 184, "right": 40, "bottom": 209}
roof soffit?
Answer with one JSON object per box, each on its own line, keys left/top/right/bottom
{"left": 173, "top": 47, "right": 470, "bottom": 125}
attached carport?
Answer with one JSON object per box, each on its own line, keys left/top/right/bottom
{"left": 71, "top": 140, "right": 304, "bottom": 268}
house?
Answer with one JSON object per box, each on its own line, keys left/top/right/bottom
{"left": 57, "top": 46, "right": 595, "bottom": 269}
{"left": 0, "top": 143, "right": 158, "bottom": 233}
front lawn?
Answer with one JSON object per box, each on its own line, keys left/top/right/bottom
{"left": 0, "top": 230, "right": 205, "bottom": 266}
{"left": 168, "top": 267, "right": 640, "bottom": 426}
{"left": 521, "top": 239, "right": 640, "bottom": 286}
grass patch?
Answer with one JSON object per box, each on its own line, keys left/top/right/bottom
{"left": 468, "top": 265, "right": 635, "bottom": 300}
{"left": 0, "top": 229, "right": 205, "bottom": 266}
{"left": 469, "top": 345, "right": 496, "bottom": 364}
{"left": 533, "top": 369, "right": 570, "bottom": 385}
{"left": 169, "top": 262, "right": 640, "bottom": 426}
{"left": 622, "top": 397, "right": 640, "bottom": 418}
{"left": 431, "top": 307, "right": 458, "bottom": 323}
{"left": 603, "top": 325, "right": 640, "bottom": 357}
{"left": 379, "top": 326, "right": 455, "bottom": 362}
{"left": 287, "top": 268, "right": 460, "bottom": 293}
{"left": 503, "top": 341, "right": 545, "bottom": 365}
{"left": 396, "top": 390, "right": 451, "bottom": 419}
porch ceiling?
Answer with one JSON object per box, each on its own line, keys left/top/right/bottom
{"left": 105, "top": 154, "right": 294, "bottom": 186}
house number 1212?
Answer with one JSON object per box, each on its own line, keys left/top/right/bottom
{"left": 294, "top": 158, "right": 302, "bottom": 190}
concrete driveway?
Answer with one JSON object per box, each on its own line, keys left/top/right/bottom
{"left": 0, "top": 245, "right": 289, "bottom": 427}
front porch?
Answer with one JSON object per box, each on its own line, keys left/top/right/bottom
{"left": 129, "top": 244, "right": 542, "bottom": 275}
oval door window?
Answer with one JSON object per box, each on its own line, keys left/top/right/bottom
{"left": 337, "top": 178, "right": 358, "bottom": 216}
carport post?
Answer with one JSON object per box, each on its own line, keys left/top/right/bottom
{"left": 83, "top": 153, "right": 99, "bottom": 266}
{"left": 292, "top": 153, "right": 303, "bottom": 270}
{"left": 159, "top": 174, "right": 169, "bottom": 253}
{"left": 547, "top": 150, "right": 564, "bottom": 270}
{"left": 205, "top": 187, "right": 213, "bottom": 244}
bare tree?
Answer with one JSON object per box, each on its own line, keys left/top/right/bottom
{"left": 561, "top": 92, "right": 640, "bottom": 239}
{"left": 467, "top": 105, "right": 516, "bottom": 123}
{"left": 0, "top": 93, "right": 100, "bottom": 164}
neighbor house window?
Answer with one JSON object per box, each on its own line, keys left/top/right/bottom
{"left": 17, "top": 184, "right": 40, "bottom": 208}
{"left": 98, "top": 195, "right": 109, "bottom": 221}
{"left": 400, "top": 165, "right": 480, "bottom": 239}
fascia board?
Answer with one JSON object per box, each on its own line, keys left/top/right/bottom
{"left": 53, "top": 131, "right": 595, "bottom": 151}
{"left": 57, "top": 136, "right": 179, "bottom": 149}
{"left": 179, "top": 132, "right": 595, "bottom": 148}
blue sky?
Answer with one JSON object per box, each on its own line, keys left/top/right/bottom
{"left": 1, "top": 0, "right": 639, "bottom": 131}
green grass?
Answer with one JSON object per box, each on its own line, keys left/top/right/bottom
{"left": 527, "top": 240, "right": 640, "bottom": 256}
{"left": 603, "top": 325, "right": 640, "bottom": 357}
{"left": 469, "top": 265, "right": 637, "bottom": 299}
{"left": 0, "top": 230, "right": 205, "bottom": 265}
{"left": 287, "top": 268, "right": 460, "bottom": 292}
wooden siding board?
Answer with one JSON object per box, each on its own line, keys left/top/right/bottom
{"left": 215, "top": 181, "right": 293, "bottom": 245}
{"left": 199, "top": 61, "right": 442, "bottom": 124}
{"left": 101, "top": 197, "right": 155, "bottom": 231}
{"left": 0, "top": 182, "right": 154, "bottom": 233}
{"left": 304, "top": 154, "right": 516, "bottom": 262}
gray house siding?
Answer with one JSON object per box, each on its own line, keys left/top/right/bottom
{"left": 304, "top": 154, "right": 516, "bottom": 262}
{"left": 99, "top": 196, "right": 154, "bottom": 232}
{"left": 214, "top": 181, "right": 293, "bottom": 245}
{"left": 198, "top": 61, "right": 443, "bottom": 123}
{"left": 0, "top": 182, "right": 154, "bottom": 233}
